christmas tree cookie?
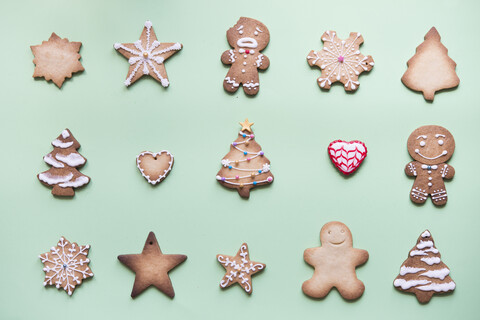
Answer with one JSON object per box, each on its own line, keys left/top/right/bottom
{"left": 394, "top": 230, "right": 455, "bottom": 303}
{"left": 216, "top": 119, "right": 273, "bottom": 198}
{"left": 37, "top": 129, "right": 90, "bottom": 197}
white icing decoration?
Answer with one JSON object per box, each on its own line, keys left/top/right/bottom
{"left": 417, "top": 240, "right": 433, "bottom": 249}
{"left": 43, "top": 154, "right": 64, "bottom": 168}
{"left": 61, "top": 130, "right": 70, "bottom": 139}
{"left": 55, "top": 153, "right": 85, "bottom": 167}
{"left": 237, "top": 37, "right": 258, "bottom": 48}
{"left": 136, "top": 151, "right": 174, "bottom": 185}
{"left": 414, "top": 149, "right": 448, "bottom": 160}
{"left": 416, "top": 282, "right": 455, "bottom": 292}
{"left": 52, "top": 139, "right": 73, "bottom": 149}
{"left": 394, "top": 279, "right": 430, "bottom": 290}
{"left": 59, "top": 176, "right": 89, "bottom": 188}
{"left": 255, "top": 27, "right": 263, "bottom": 33}
{"left": 420, "top": 268, "right": 450, "bottom": 280}
{"left": 255, "top": 54, "right": 264, "bottom": 67}
{"left": 421, "top": 164, "right": 438, "bottom": 169}
{"left": 421, "top": 257, "right": 441, "bottom": 265}
{"left": 417, "top": 135, "right": 427, "bottom": 140}
{"left": 225, "top": 76, "right": 239, "bottom": 88}
{"left": 38, "top": 172, "right": 73, "bottom": 185}
{"left": 435, "top": 134, "right": 446, "bottom": 138}
{"left": 328, "top": 140, "right": 367, "bottom": 174}
{"left": 420, "top": 141, "right": 426, "bottom": 147}
{"left": 400, "top": 266, "right": 426, "bottom": 275}
{"left": 228, "top": 49, "right": 235, "bottom": 63}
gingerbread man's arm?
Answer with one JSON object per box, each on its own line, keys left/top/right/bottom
{"left": 352, "top": 248, "right": 369, "bottom": 266}
{"left": 303, "top": 247, "right": 324, "bottom": 266}
{"left": 440, "top": 164, "right": 455, "bottom": 179}
{"left": 256, "top": 54, "right": 270, "bottom": 70}
{"left": 405, "top": 161, "right": 418, "bottom": 177}
{"left": 221, "top": 50, "right": 236, "bottom": 65}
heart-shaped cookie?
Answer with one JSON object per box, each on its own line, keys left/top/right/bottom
{"left": 328, "top": 140, "right": 367, "bottom": 175}
{"left": 136, "top": 151, "right": 174, "bottom": 185}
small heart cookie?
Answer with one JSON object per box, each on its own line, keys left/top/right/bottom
{"left": 328, "top": 140, "right": 367, "bottom": 175}
{"left": 136, "top": 151, "right": 174, "bottom": 185}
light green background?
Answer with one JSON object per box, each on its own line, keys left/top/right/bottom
{"left": 0, "top": 0, "right": 478, "bottom": 318}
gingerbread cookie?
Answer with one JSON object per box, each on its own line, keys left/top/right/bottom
{"left": 136, "top": 151, "right": 174, "bottom": 185}
{"left": 38, "top": 129, "right": 90, "bottom": 197}
{"left": 114, "top": 21, "right": 182, "bottom": 87}
{"left": 406, "top": 125, "right": 455, "bottom": 206}
{"left": 221, "top": 17, "right": 270, "bottom": 95}
{"left": 39, "top": 237, "right": 93, "bottom": 296}
{"left": 217, "top": 243, "right": 265, "bottom": 294}
{"left": 307, "top": 31, "right": 374, "bottom": 91}
{"left": 401, "top": 27, "right": 459, "bottom": 101}
{"left": 394, "top": 230, "right": 455, "bottom": 303}
{"left": 302, "top": 221, "right": 369, "bottom": 300}
{"left": 118, "top": 232, "right": 187, "bottom": 298}
{"left": 31, "top": 33, "right": 84, "bottom": 88}
{"left": 216, "top": 119, "right": 273, "bottom": 198}
{"left": 328, "top": 140, "right": 367, "bottom": 175}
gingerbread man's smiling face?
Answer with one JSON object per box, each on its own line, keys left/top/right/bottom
{"left": 320, "top": 221, "right": 353, "bottom": 247}
{"left": 407, "top": 125, "right": 455, "bottom": 165}
{"left": 227, "top": 17, "right": 270, "bottom": 51}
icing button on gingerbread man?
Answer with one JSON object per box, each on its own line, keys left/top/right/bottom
{"left": 302, "top": 221, "right": 369, "bottom": 300}
{"left": 406, "top": 125, "right": 455, "bottom": 206}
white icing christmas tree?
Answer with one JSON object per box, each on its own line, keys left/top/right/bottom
{"left": 394, "top": 230, "right": 455, "bottom": 303}
{"left": 37, "top": 129, "right": 90, "bottom": 197}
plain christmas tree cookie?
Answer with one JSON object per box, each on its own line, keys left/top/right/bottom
{"left": 401, "top": 27, "right": 460, "bottom": 101}
{"left": 328, "top": 140, "right": 367, "bottom": 175}
{"left": 37, "top": 129, "right": 90, "bottom": 197}
{"left": 307, "top": 31, "right": 374, "bottom": 91}
{"left": 136, "top": 151, "right": 174, "bottom": 185}
{"left": 394, "top": 230, "right": 455, "bottom": 303}
{"left": 302, "top": 221, "right": 369, "bottom": 300}
{"left": 114, "top": 21, "right": 182, "bottom": 87}
{"left": 221, "top": 17, "right": 270, "bottom": 95}
{"left": 216, "top": 119, "right": 274, "bottom": 198}
{"left": 406, "top": 125, "right": 455, "bottom": 206}
{"left": 31, "top": 33, "right": 84, "bottom": 88}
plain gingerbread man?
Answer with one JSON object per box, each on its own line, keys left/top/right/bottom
{"left": 406, "top": 125, "right": 455, "bottom": 206}
{"left": 302, "top": 221, "right": 369, "bottom": 300}
{"left": 221, "top": 17, "right": 270, "bottom": 95}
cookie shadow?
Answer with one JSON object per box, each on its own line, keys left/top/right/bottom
{"left": 401, "top": 83, "right": 459, "bottom": 103}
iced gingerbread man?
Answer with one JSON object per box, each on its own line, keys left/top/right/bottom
{"left": 302, "top": 221, "right": 369, "bottom": 300}
{"left": 221, "top": 17, "right": 270, "bottom": 95}
{"left": 406, "top": 125, "right": 455, "bottom": 206}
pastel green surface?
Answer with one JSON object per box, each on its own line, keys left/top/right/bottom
{"left": 0, "top": 0, "right": 478, "bottom": 318}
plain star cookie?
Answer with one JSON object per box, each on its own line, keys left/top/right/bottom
{"left": 31, "top": 33, "right": 84, "bottom": 88}
{"left": 394, "top": 230, "right": 455, "bottom": 303}
{"left": 302, "top": 222, "right": 369, "bottom": 300}
{"left": 401, "top": 27, "right": 459, "bottom": 101}
{"left": 37, "top": 129, "right": 90, "bottom": 197}
{"left": 39, "top": 237, "right": 93, "bottom": 296}
{"left": 114, "top": 21, "right": 182, "bottom": 87}
{"left": 221, "top": 17, "right": 270, "bottom": 95}
{"left": 405, "top": 125, "right": 455, "bottom": 206}
{"left": 328, "top": 140, "right": 367, "bottom": 175}
{"left": 136, "top": 151, "right": 174, "bottom": 185}
{"left": 217, "top": 243, "right": 265, "bottom": 294}
{"left": 307, "top": 31, "right": 374, "bottom": 91}
{"left": 216, "top": 119, "right": 274, "bottom": 199}
{"left": 118, "top": 232, "right": 187, "bottom": 298}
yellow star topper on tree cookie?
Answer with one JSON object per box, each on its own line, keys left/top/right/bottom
{"left": 239, "top": 118, "right": 254, "bottom": 133}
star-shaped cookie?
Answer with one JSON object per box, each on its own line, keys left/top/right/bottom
{"left": 114, "top": 21, "right": 182, "bottom": 87}
{"left": 239, "top": 118, "right": 254, "bottom": 133}
{"left": 217, "top": 243, "right": 265, "bottom": 294}
{"left": 31, "top": 33, "right": 84, "bottom": 88}
{"left": 118, "top": 232, "right": 186, "bottom": 298}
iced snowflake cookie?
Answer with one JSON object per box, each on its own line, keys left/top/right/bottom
{"left": 216, "top": 119, "right": 274, "bottom": 199}
{"left": 394, "top": 230, "right": 455, "bottom": 303}
{"left": 118, "top": 232, "right": 187, "bottom": 298}
{"left": 38, "top": 129, "right": 90, "bottom": 197}
{"left": 307, "top": 31, "right": 374, "bottom": 91}
{"left": 302, "top": 222, "right": 369, "bottom": 300}
{"left": 406, "top": 125, "right": 455, "bottom": 206}
{"left": 31, "top": 33, "right": 84, "bottom": 88}
{"left": 328, "top": 140, "right": 367, "bottom": 175}
{"left": 402, "top": 27, "right": 459, "bottom": 101}
{"left": 221, "top": 17, "right": 270, "bottom": 95}
{"left": 114, "top": 21, "right": 182, "bottom": 87}
{"left": 217, "top": 243, "right": 265, "bottom": 294}
{"left": 136, "top": 151, "right": 174, "bottom": 185}
{"left": 39, "top": 237, "right": 93, "bottom": 296}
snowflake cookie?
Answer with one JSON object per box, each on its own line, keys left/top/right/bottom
{"left": 307, "top": 31, "right": 374, "bottom": 91}
{"left": 39, "top": 237, "right": 93, "bottom": 296}
{"left": 114, "top": 21, "right": 182, "bottom": 87}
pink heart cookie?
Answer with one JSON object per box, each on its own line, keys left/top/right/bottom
{"left": 328, "top": 140, "right": 367, "bottom": 175}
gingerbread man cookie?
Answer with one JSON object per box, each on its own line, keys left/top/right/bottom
{"left": 406, "top": 125, "right": 455, "bottom": 206}
{"left": 221, "top": 17, "right": 270, "bottom": 95}
{"left": 302, "top": 221, "right": 369, "bottom": 300}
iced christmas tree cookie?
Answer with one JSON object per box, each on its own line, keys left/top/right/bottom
{"left": 31, "top": 33, "right": 84, "bottom": 88}
{"left": 221, "top": 17, "right": 270, "bottom": 95}
{"left": 307, "top": 31, "right": 374, "bottom": 91}
{"left": 136, "top": 151, "right": 174, "bottom": 185}
{"left": 328, "top": 140, "right": 367, "bottom": 175}
{"left": 394, "top": 230, "right": 455, "bottom": 303}
{"left": 406, "top": 125, "right": 455, "bottom": 206}
{"left": 216, "top": 119, "right": 273, "bottom": 198}
{"left": 39, "top": 237, "right": 93, "bottom": 296}
{"left": 217, "top": 243, "right": 265, "bottom": 294}
{"left": 302, "top": 222, "right": 369, "bottom": 300}
{"left": 114, "top": 21, "right": 182, "bottom": 87}
{"left": 402, "top": 27, "right": 459, "bottom": 101}
{"left": 37, "top": 129, "right": 90, "bottom": 197}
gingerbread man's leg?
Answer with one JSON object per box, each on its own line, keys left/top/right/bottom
{"left": 410, "top": 183, "right": 428, "bottom": 204}
{"left": 224, "top": 71, "right": 240, "bottom": 93}
{"left": 431, "top": 188, "right": 448, "bottom": 206}
{"left": 242, "top": 73, "right": 260, "bottom": 96}
{"left": 336, "top": 278, "right": 365, "bottom": 300}
{"left": 302, "top": 273, "right": 333, "bottom": 298}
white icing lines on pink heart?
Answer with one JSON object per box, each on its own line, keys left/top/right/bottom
{"left": 328, "top": 140, "right": 367, "bottom": 175}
